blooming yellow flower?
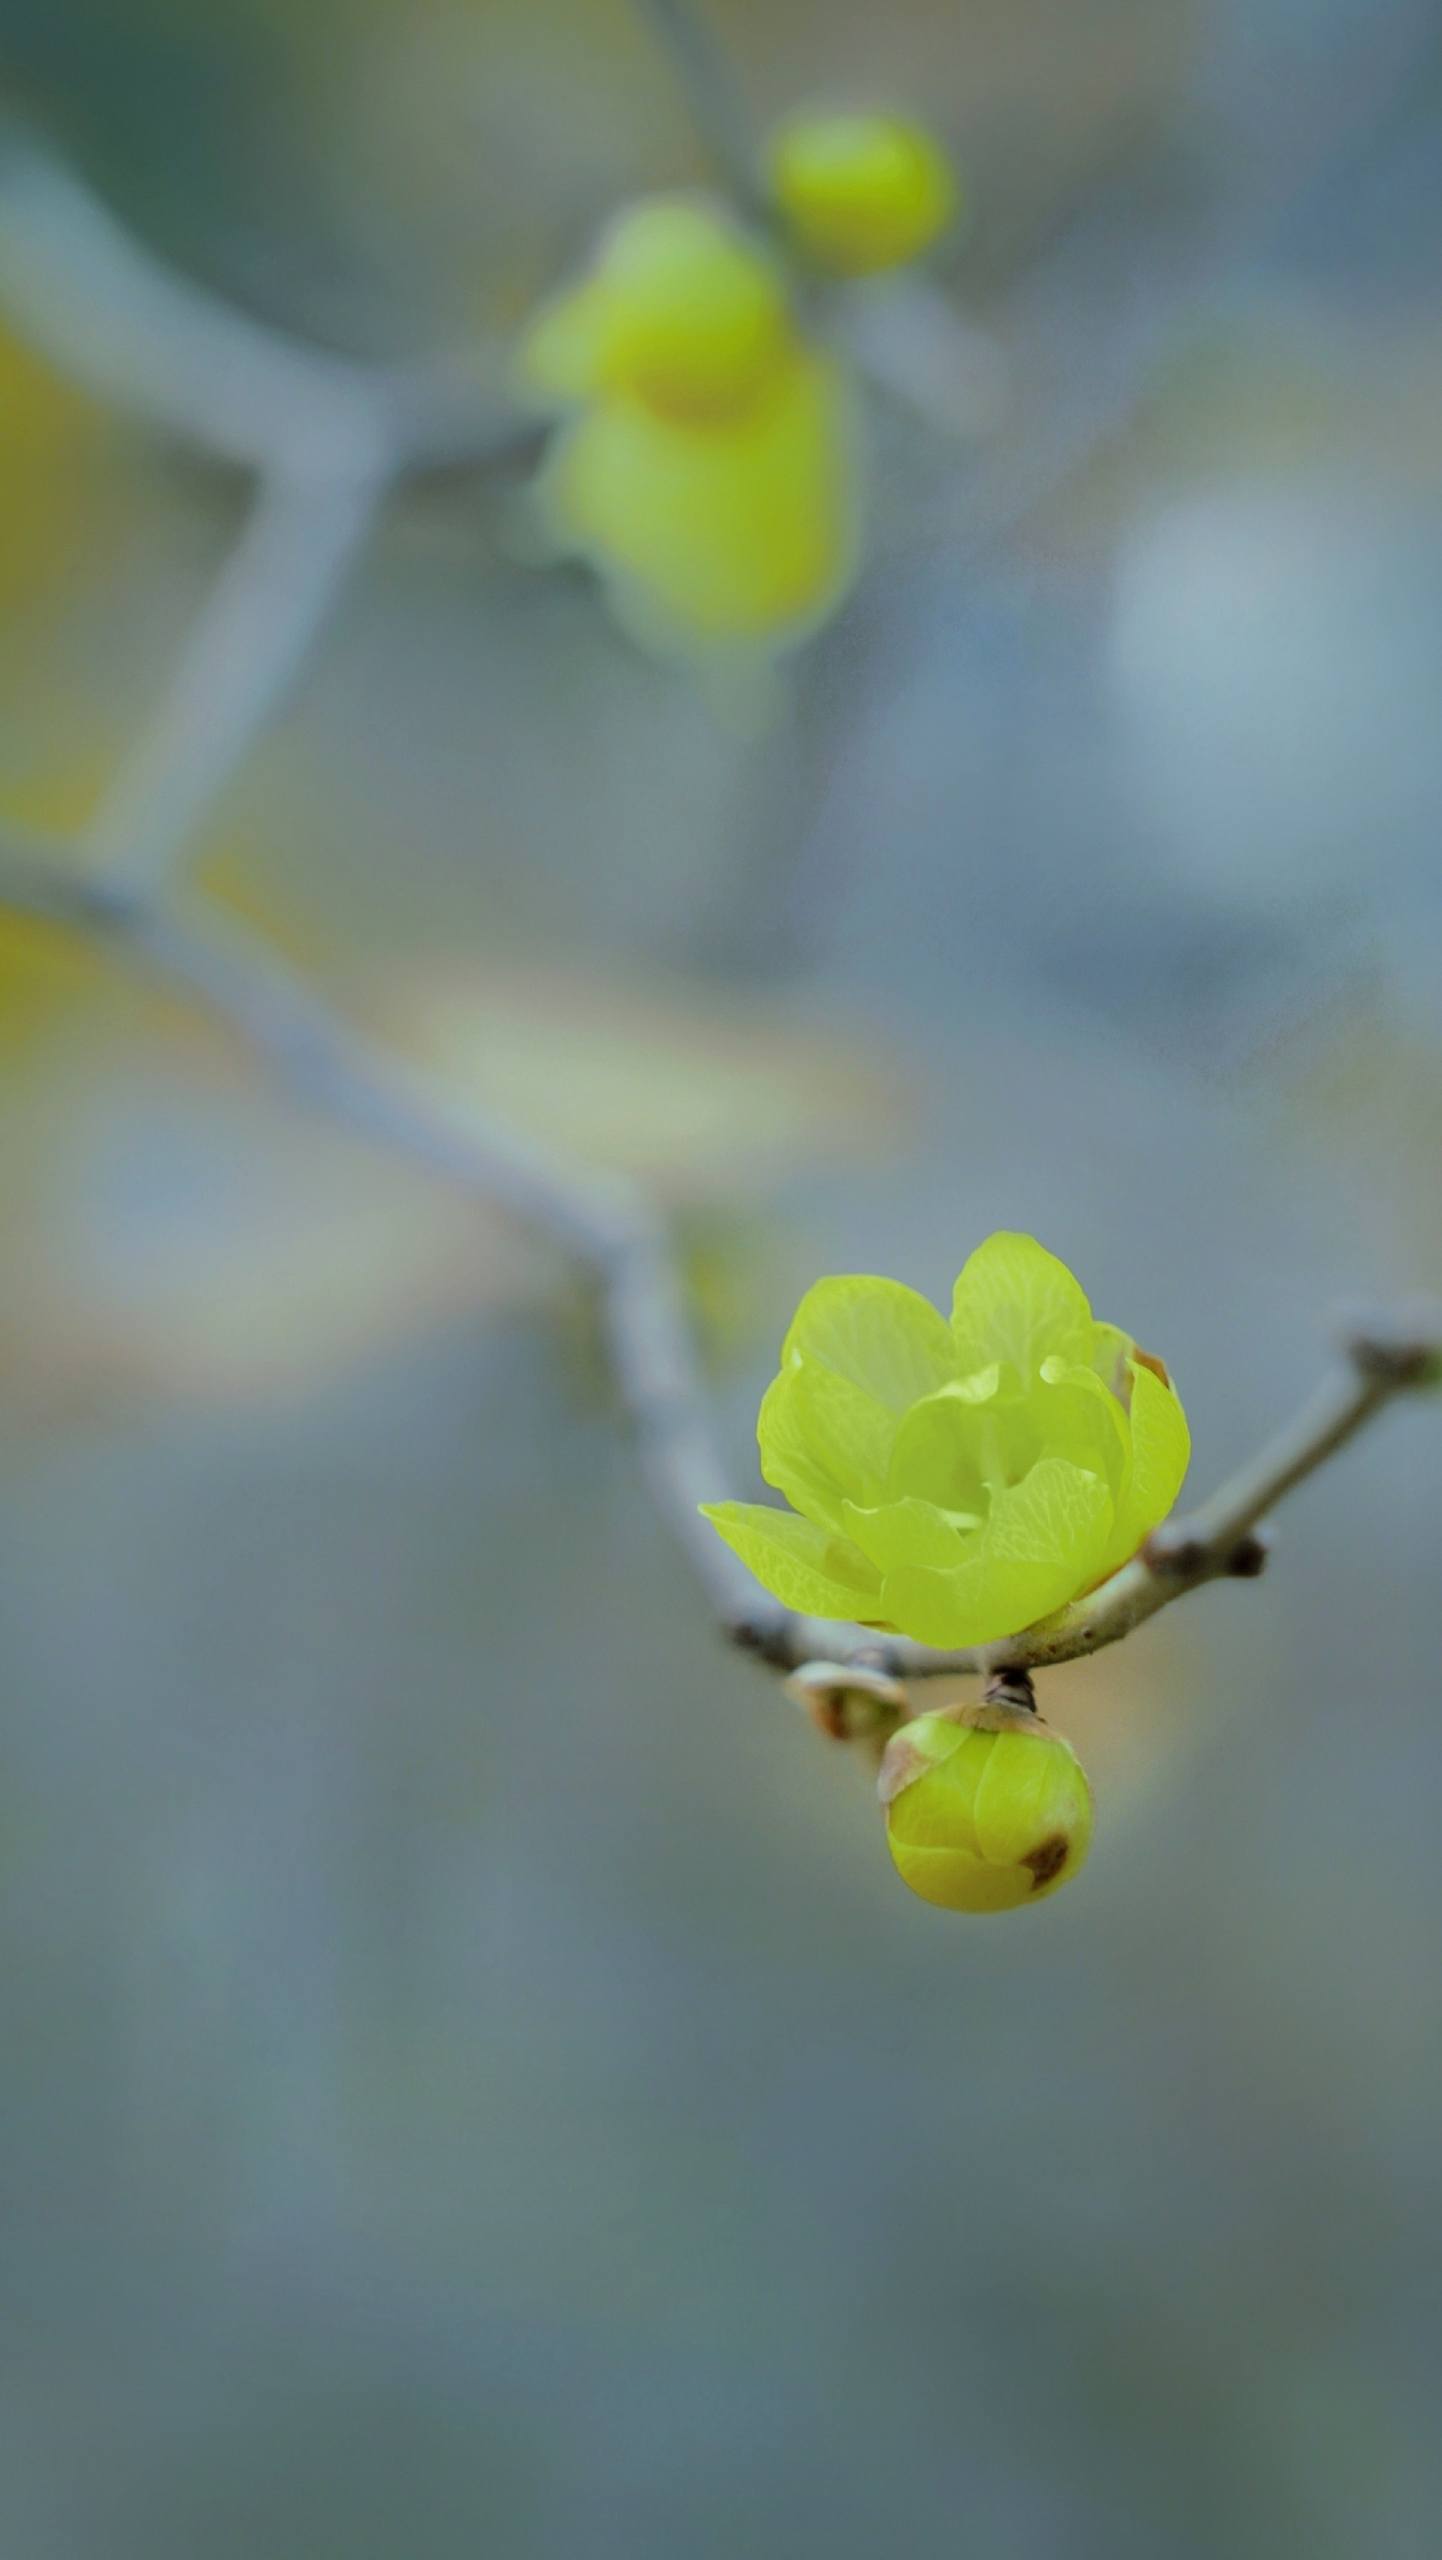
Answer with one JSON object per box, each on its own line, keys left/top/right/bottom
{"left": 516, "top": 197, "right": 858, "bottom": 660}
{"left": 768, "top": 111, "right": 958, "bottom": 276}
{"left": 702, "top": 1232, "right": 1190, "bottom": 1649}
{"left": 880, "top": 1700, "right": 1093, "bottom": 1912}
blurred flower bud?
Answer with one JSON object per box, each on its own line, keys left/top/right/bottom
{"left": 519, "top": 197, "right": 790, "bottom": 423}
{"left": 769, "top": 112, "right": 958, "bottom": 276}
{"left": 515, "top": 194, "right": 859, "bottom": 666}
{"left": 534, "top": 343, "right": 856, "bottom": 659}
{"left": 879, "top": 1700, "right": 1093, "bottom": 1912}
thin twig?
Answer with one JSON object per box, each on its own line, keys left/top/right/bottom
{"left": 631, "top": 0, "right": 766, "bottom": 214}
{"left": 0, "top": 120, "right": 529, "bottom": 477}
{"left": 0, "top": 834, "right": 765, "bottom": 1631}
{"left": 84, "top": 472, "right": 385, "bottom": 899}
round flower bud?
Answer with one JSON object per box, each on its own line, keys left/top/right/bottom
{"left": 879, "top": 1702, "right": 1092, "bottom": 1913}
{"left": 769, "top": 112, "right": 958, "bottom": 275}
{"left": 593, "top": 199, "right": 791, "bottom": 421}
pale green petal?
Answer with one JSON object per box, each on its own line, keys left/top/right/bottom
{"left": 700, "top": 1502, "right": 882, "bottom": 1618}
{"left": 1096, "top": 1359, "right": 1191, "bottom": 1574}
{"left": 757, "top": 1362, "right": 894, "bottom": 1530}
{"left": 839, "top": 1494, "right": 968, "bottom": 1575}
{"left": 951, "top": 1232, "right": 1094, "bottom": 1378}
{"left": 982, "top": 1456, "right": 1115, "bottom": 1579}
{"left": 1035, "top": 1359, "right": 1130, "bottom": 1495}
{"left": 877, "top": 1558, "right": 998, "bottom": 1649}
{"left": 1087, "top": 1321, "right": 1135, "bottom": 1397}
{"left": 888, "top": 1361, "right": 1127, "bottom": 1518}
{"left": 952, "top": 1362, "right": 1004, "bottom": 1401}
{"left": 878, "top": 1458, "right": 1114, "bottom": 1648}
{"left": 886, "top": 1382, "right": 995, "bottom": 1515}
{"left": 781, "top": 1273, "right": 956, "bottom": 1411}
{"left": 1126, "top": 1360, "right": 1190, "bottom": 1523}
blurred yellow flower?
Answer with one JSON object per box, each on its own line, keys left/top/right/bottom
{"left": 520, "top": 197, "right": 790, "bottom": 423}
{"left": 516, "top": 196, "right": 859, "bottom": 663}
{"left": 536, "top": 345, "right": 856, "bottom": 656}
{"left": 769, "top": 111, "right": 958, "bottom": 276}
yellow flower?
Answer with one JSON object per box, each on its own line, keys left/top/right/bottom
{"left": 516, "top": 196, "right": 859, "bottom": 661}
{"left": 769, "top": 111, "right": 958, "bottom": 276}
{"left": 703, "top": 1233, "right": 1190, "bottom": 1649}
{"left": 879, "top": 1700, "right": 1093, "bottom": 1913}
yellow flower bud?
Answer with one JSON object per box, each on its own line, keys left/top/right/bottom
{"left": 879, "top": 1702, "right": 1093, "bottom": 1913}
{"left": 769, "top": 111, "right": 958, "bottom": 276}
{"left": 535, "top": 344, "right": 857, "bottom": 655}
{"left": 522, "top": 198, "right": 791, "bottom": 425}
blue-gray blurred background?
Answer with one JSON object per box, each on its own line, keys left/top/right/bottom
{"left": 0, "top": 0, "right": 1439, "bottom": 2551}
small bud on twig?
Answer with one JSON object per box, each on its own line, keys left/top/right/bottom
{"left": 785, "top": 1657, "right": 910, "bottom": 1742}
{"left": 878, "top": 1701, "right": 1093, "bottom": 1913}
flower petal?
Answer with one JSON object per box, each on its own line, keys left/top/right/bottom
{"left": 699, "top": 1502, "right": 882, "bottom": 1618}
{"left": 981, "top": 1455, "right": 1116, "bottom": 1583}
{"left": 782, "top": 1271, "right": 956, "bottom": 1411}
{"left": 1035, "top": 1359, "right": 1130, "bottom": 1496}
{"left": 1096, "top": 1357, "right": 1191, "bottom": 1574}
{"left": 840, "top": 1494, "right": 968, "bottom": 1575}
{"left": 951, "top": 1232, "right": 1094, "bottom": 1378}
{"left": 878, "top": 1458, "right": 1114, "bottom": 1648}
{"left": 1088, "top": 1321, "right": 1135, "bottom": 1399}
{"left": 886, "top": 1382, "right": 994, "bottom": 1514}
{"left": 758, "top": 1360, "right": 894, "bottom": 1530}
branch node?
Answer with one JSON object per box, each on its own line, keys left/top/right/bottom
{"left": 1223, "top": 1528, "right": 1271, "bottom": 1579}
{"left": 1142, "top": 1525, "right": 1207, "bottom": 1578}
{"left": 983, "top": 1667, "right": 1039, "bottom": 1716}
{"left": 1339, "top": 1314, "right": 1441, "bottom": 1390}
{"left": 724, "top": 1605, "right": 798, "bottom": 1669}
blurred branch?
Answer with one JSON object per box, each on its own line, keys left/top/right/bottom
{"left": 84, "top": 472, "right": 385, "bottom": 898}
{"left": 0, "top": 119, "right": 532, "bottom": 475}
{"left": 0, "top": 833, "right": 765, "bottom": 1633}
{"left": 632, "top": 0, "right": 766, "bottom": 215}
